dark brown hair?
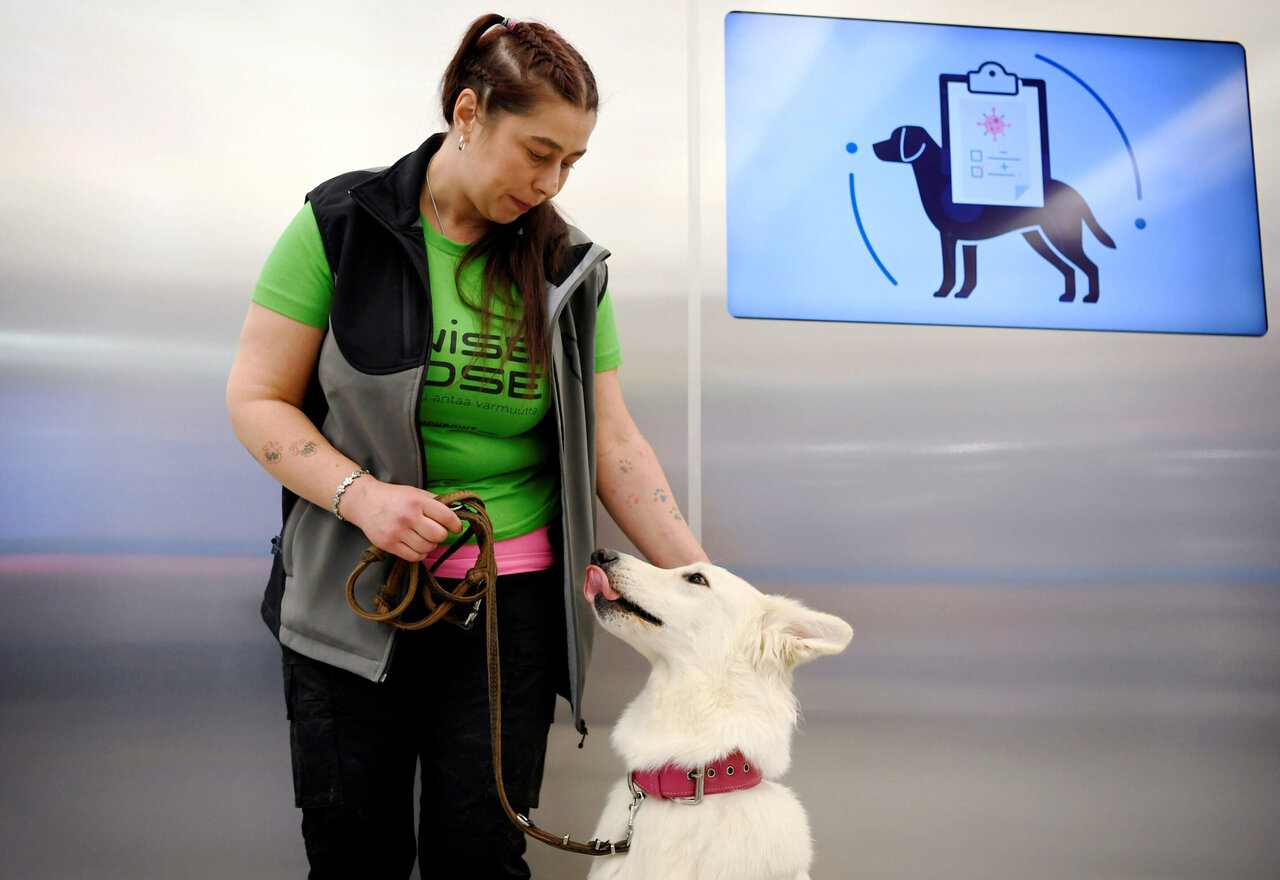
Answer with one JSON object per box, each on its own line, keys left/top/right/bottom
{"left": 440, "top": 14, "right": 599, "bottom": 377}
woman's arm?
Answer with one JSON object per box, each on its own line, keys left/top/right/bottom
{"left": 226, "top": 303, "right": 461, "bottom": 560}
{"left": 594, "top": 368, "right": 709, "bottom": 567}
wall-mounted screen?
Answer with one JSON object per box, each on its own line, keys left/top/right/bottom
{"left": 724, "top": 12, "right": 1267, "bottom": 336}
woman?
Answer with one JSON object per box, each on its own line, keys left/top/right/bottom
{"left": 226, "top": 13, "right": 707, "bottom": 879}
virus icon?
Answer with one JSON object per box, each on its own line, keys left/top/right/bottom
{"left": 978, "top": 107, "right": 1010, "bottom": 142}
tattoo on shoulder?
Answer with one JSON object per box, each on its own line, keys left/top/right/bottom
{"left": 262, "top": 441, "right": 283, "bottom": 465}
{"left": 289, "top": 440, "right": 319, "bottom": 457}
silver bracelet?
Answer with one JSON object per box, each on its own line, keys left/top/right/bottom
{"left": 332, "top": 468, "right": 369, "bottom": 522}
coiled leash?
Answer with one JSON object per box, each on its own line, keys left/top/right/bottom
{"left": 346, "top": 489, "right": 633, "bottom": 856}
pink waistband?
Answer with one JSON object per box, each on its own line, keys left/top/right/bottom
{"left": 424, "top": 524, "right": 555, "bottom": 579}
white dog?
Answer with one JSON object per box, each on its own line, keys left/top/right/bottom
{"left": 583, "top": 549, "right": 853, "bottom": 880}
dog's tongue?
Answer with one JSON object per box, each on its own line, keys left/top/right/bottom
{"left": 584, "top": 565, "right": 621, "bottom": 602}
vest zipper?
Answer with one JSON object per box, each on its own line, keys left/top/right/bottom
{"left": 347, "top": 188, "right": 434, "bottom": 683}
{"left": 347, "top": 188, "right": 434, "bottom": 492}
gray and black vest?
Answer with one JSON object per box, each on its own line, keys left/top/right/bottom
{"left": 260, "top": 134, "right": 608, "bottom": 735}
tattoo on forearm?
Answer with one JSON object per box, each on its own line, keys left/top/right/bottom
{"left": 290, "top": 440, "right": 319, "bottom": 457}
{"left": 653, "top": 488, "right": 669, "bottom": 503}
{"left": 670, "top": 507, "right": 684, "bottom": 522}
{"left": 262, "top": 441, "right": 283, "bottom": 465}
{"left": 619, "top": 458, "right": 633, "bottom": 474}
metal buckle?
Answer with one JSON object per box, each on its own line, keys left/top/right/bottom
{"left": 672, "top": 765, "right": 706, "bottom": 805}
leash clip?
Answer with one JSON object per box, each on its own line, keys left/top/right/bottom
{"left": 626, "top": 777, "right": 646, "bottom": 837}
{"left": 584, "top": 778, "right": 644, "bottom": 855}
{"left": 460, "top": 598, "right": 483, "bottom": 630}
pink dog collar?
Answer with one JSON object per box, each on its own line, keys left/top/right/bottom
{"left": 630, "top": 751, "right": 762, "bottom": 803}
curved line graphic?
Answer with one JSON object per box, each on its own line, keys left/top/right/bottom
{"left": 849, "top": 173, "right": 897, "bottom": 286}
{"left": 1035, "top": 53, "right": 1143, "bottom": 200}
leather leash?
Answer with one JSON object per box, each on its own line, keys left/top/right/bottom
{"left": 346, "top": 489, "right": 631, "bottom": 856}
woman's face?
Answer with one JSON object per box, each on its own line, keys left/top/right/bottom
{"left": 462, "top": 97, "right": 597, "bottom": 226}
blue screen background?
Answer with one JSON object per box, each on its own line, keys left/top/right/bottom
{"left": 724, "top": 13, "right": 1267, "bottom": 335}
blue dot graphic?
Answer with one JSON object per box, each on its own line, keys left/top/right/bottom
{"left": 846, "top": 143, "right": 858, "bottom": 154}
{"left": 1135, "top": 218, "right": 1146, "bottom": 230}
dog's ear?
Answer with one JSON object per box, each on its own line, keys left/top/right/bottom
{"left": 899, "top": 126, "right": 927, "bottom": 163}
{"left": 759, "top": 595, "right": 853, "bottom": 667}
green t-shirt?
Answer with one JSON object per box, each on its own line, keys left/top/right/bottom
{"left": 253, "top": 202, "right": 623, "bottom": 541}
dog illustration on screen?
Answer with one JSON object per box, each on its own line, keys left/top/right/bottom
{"left": 873, "top": 124, "right": 1116, "bottom": 303}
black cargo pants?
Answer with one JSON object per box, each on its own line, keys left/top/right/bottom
{"left": 281, "top": 565, "right": 567, "bottom": 879}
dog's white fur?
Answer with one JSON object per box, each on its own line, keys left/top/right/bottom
{"left": 585, "top": 552, "right": 852, "bottom": 880}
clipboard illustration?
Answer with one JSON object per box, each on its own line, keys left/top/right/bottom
{"left": 871, "top": 58, "right": 1115, "bottom": 304}
{"left": 940, "top": 62, "right": 1050, "bottom": 208}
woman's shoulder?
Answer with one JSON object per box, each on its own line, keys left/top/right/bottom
{"left": 563, "top": 222, "right": 592, "bottom": 247}
{"left": 306, "top": 167, "right": 386, "bottom": 211}
{"left": 560, "top": 220, "right": 610, "bottom": 264}
{"left": 551, "top": 222, "right": 608, "bottom": 287}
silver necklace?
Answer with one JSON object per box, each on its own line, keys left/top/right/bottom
{"left": 424, "top": 167, "right": 447, "bottom": 239}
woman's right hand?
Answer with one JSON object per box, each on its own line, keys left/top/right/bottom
{"left": 339, "top": 477, "right": 465, "bottom": 562}
{"left": 227, "top": 303, "right": 464, "bottom": 562}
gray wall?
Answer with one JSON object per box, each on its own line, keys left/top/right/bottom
{"left": 1, "top": 1, "right": 1277, "bottom": 878}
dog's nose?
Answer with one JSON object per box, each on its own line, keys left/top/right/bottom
{"left": 591, "top": 548, "right": 619, "bottom": 567}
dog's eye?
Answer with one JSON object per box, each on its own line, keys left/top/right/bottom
{"left": 685, "top": 572, "right": 709, "bottom": 587}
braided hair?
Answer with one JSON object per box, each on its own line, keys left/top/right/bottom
{"left": 439, "top": 14, "right": 600, "bottom": 378}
